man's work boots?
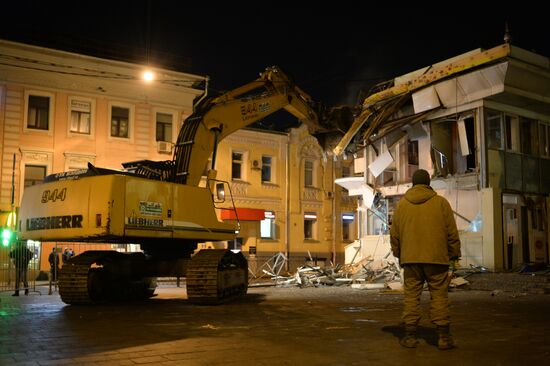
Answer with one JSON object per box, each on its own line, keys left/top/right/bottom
{"left": 12, "top": 291, "right": 19, "bottom": 296}
{"left": 400, "top": 325, "right": 419, "bottom": 348}
{"left": 437, "top": 325, "right": 456, "bottom": 350}
{"left": 24, "top": 289, "right": 29, "bottom": 296}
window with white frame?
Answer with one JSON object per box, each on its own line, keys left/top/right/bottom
{"left": 69, "top": 98, "right": 91, "bottom": 134}
{"left": 261, "top": 155, "right": 272, "bottom": 183}
{"left": 304, "top": 212, "right": 317, "bottom": 240}
{"left": 110, "top": 106, "right": 130, "bottom": 138}
{"left": 232, "top": 151, "right": 244, "bottom": 180}
{"left": 304, "top": 160, "right": 314, "bottom": 187}
{"left": 261, "top": 211, "right": 275, "bottom": 239}
{"left": 27, "top": 95, "right": 50, "bottom": 130}
{"left": 156, "top": 112, "right": 173, "bottom": 142}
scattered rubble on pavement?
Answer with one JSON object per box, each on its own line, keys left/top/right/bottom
{"left": 250, "top": 251, "right": 473, "bottom": 291}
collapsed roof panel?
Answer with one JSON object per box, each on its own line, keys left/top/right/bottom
{"left": 333, "top": 44, "right": 513, "bottom": 155}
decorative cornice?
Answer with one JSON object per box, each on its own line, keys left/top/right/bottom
{"left": 230, "top": 180, "right": 250, "bottom": 196}
{"left": 299, "top": 136, "right": 323, "bottom": 159}
{"left": 303, "top": 187, "right": 321, "bottom": 201}
{"left": 225, "top": 132, "right": 284, "bottom": 149}
{"left": 233, "top": 197, "right": 282, "bottom": 210}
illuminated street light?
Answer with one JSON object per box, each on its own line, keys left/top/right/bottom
{"left": 143, "top": 70, "right": 154, "bottom": 82}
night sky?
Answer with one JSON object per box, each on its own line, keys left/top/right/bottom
{"left": 1, "top": 2, "right": 548, "bottom": 108}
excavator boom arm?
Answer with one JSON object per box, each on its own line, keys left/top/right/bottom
{"left": 173, "top": 66, "right": 321, "bottom": 186}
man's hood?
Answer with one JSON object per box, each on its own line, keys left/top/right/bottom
{"left": 404, "top": 184, "right": 436, "bottom": 204}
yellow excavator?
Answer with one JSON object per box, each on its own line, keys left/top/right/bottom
{"left": 18, "top": 66, "right": 327, "bottom": 305}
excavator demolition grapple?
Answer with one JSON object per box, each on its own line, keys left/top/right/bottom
{"left": 18, "top": 66, "right": 330, "bottom": 305}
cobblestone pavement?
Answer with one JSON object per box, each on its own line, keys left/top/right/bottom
{"left": 1, "top": 285, "right": 549, "bottom": 366}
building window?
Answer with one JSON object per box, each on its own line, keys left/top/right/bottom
{"left": 407, "top": 140, "right": 419, "bottom": 166}
{"left": 304, "top": 160, "right": 314, "bottom": 187}
{"left": 342, "top": 165, "right": 351, "bottom": 177}
{"left": 111, "top": 106, "right": 129, "bottom": 138}
{"left": 69, "top": 99, "right": 91, "bottom": 134}
{"left": 27, "top": 95, "right": 50, "bottom": 130}
{"left": 520, "top": 117, "right": 538, "bottom": 155}
{"left": 304, "top": 212, "right": 317, "bottom": 240}
{"left": 539, "top": 122, "right": 550, "bottom": 157}
{"left": 261, "top": 155, "right": 272, "bottom": 183}
{"left": 261, "top": 211, "right": 275, "bottom": 239}
{"left": 486, "top": 110, "right": 503, "bottom": 149}
{"left": 156, "top": 112, "right": 173, "bottom": 142}
{"left": 232, "top": 152, "right": 243, "bottom": 180}
{"left": 342, "top": 213, "right": 354, "bottom": 241}
{"left": 24, "top": 165, "right": 46, "bottom": 188}
{"left": 505, "top": 114, "right": 520, "bottom": 152}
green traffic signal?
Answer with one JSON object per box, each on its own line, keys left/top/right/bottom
{"left": 2, "top": 228, "right": 13, "bottom": 247}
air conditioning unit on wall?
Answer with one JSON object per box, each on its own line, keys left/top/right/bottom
{"left": 157, "top": 141, "right": 173, "bottom": 154}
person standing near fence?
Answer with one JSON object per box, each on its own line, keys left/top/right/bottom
{"left": 9, "top": 241, "right": 34, "bottom": 296}
{"left": 48, "top": 247, "right": 60, "bottom": 282}
{"left": 62, "top": 248, "right": 72, "bottom": 264}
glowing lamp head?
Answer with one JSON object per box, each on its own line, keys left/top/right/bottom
{"left": 143, "top": 70, "right": 155, "bottom": 82}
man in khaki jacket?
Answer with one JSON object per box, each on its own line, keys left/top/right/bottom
{"left": 390, "top": 169, "right": 461, "bottom": 350}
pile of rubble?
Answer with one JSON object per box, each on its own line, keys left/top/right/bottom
{"left": 251, "top": 252, "right": 472, "bottom": 291}
{"left": 252, "top": 252, "right": 403, "bottom": 290}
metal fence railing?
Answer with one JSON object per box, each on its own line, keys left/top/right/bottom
{"left": 1, "top": 241, "right": 144, "bottom": 296}
{"left": 0, "top": 240, "right": 40, "bottom": 296}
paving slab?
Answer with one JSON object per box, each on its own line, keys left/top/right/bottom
{"left": 1, "top": 285, "right": 549, "bottom": 365}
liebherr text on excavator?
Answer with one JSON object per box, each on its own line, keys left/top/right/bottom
{"left": 18, "top": 66, "right": 326, "bottom": 305}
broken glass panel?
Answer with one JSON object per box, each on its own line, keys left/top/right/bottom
{"left": 505, "top": 152, "right": 522, "bottom": 191}
{"left": 522, "top": 156, "right": 539, "bottom": 193}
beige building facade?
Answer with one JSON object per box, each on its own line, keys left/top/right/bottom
{"left": 214, "top": 126, "right": 357, "bottom": 272}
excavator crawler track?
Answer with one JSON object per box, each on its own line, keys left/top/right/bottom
{"left": 59, "top": 251, "right": 104, "bottom": 304}
{"left": 186, "top": 249, "right": 248, "bottom": 304}
{"left": 59, "top": 251, "right": 155, "bottom": 305}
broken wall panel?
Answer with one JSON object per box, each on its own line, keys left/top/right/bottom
{"left": 435, "top": 188, "right": 481, "bottom": 231}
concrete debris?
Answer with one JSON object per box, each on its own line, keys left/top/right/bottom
{"left": 470, "top": 264, "right": 489, "bottom": 273}
{"left": 351, "top": 283, "right": 385, "bottom": 290}
{"left": 251, "top": 251, "right": 470, "bottom": 292}
{"left": 259, "top": 252, "right": 405, "bottom": 290}
{"left": 450, "top": 276, "right": 469, "bottom": 287}
{"left": 387, "top": 282, "right": 403, "bottom": 291}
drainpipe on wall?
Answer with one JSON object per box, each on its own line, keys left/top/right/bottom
{"left": 285, "top": 134, "right": 291, "bottom": 271}
{"left": 332, "top": 156, "right": 337, "bottom": 264}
